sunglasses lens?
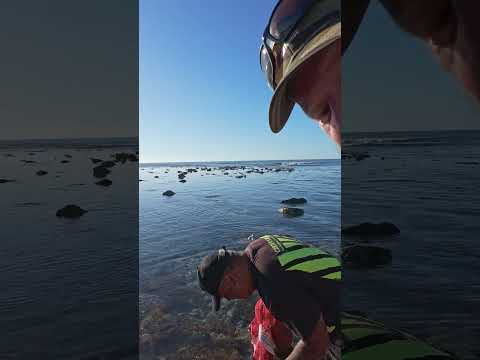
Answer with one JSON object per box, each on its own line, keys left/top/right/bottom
{"left": 260, "top": 45, "right": 275, "bottom": 89}
{"left": 270, "top": 0, "right": 317, "bottom": 40}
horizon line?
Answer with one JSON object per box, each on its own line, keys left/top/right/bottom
{"left": 140, "top": 157, "right": 339, "bottom": 165}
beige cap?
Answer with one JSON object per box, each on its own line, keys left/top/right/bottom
{"left": 269, "top": 22, "right": 340, "bottom": 133}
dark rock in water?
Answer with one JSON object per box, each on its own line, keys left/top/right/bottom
{"left": 179, "top": 179, "right": 186, "bottom": 183}
{"left": 279, "top": 207, "right": 304, "bottom": 217}
{"left": 56, "top": 204, "right": 87, "bottom": 218}
{"left": 281, "top": 197, "right": 307, "bottom": 205}
{"left": 112, "top": 152, "right": 138, "bottom": 163}
{"left": 162, "top": 190, "right": 175, "bottom": 196}
{"left": 456, "top": 161, "right": 479, "bottom": 165}
{"left": 342, "top": 245, "right": 392, "bottom": 268}
{"left": 64, "top": 154, "right": 72, "bottom": 158}
{"left": 235, "top": 175, "right": 246, "bottom": 179}
{"left": 4, "top": 153, "right": 15, "bottom": 157}
{"left": 224, "top": 172, "right": 229, "bottom": 175}
{"left": 139, "top": 179, "right": 144, "bottom": 182}
{"left": 93, "top": 165, "right": 111, "bottom": 178}
{"left": 0, "top": 178, "right": 15, "bottom": 184}
{"left": 154, "top": 175, "right": 159, "bottom": 178}
{"left": 100, "top": 160, "right": 116, "bottom": 168}
{"left": 95, "top": 179, "right": 112, "bottom": 186}
{"left": 21, "top": 160, "right": 36, "bottom": 164}
{"left": 342, "top": 151, "right": 370, "bottom": 161}
{"left": 186, "top": 168, "right": 197, "bottom": 173}
{"left": 60, "top": 160, "right": 70, "bottom": 164}
{"left": 342, "top": 222, "right": 400, "bottom": 236}
{"left": 90, "top": 158, "right": 103, "bottom": 164}
{"left": 36, "top": 170, "right": 48, "bottom": 176}
{"left": 354, "top": 152, "right": 370, "bottom": 161}
{"left": 17, "top": 202, "right": 43, "bottom": 207}
{"left": 178, "top": 173, "right": 186, "bottom": 179}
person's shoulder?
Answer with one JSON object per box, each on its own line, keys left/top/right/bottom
{"left": 245, "top": 236, "right": 279, "bottom": 275}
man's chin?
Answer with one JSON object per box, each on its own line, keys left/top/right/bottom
{"left": 319, "top": 122, "right": 341, "bottom": 145}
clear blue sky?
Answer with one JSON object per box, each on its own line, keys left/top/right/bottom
{"left": 140, "top": 0, "right": 339, "bottom": 163}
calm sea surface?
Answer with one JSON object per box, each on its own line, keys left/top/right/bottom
{"left": 343, "top": 130, "right": 480, "bottom": 360}
{"left": 140, "top": 159, "right": 340, "bottom": 359}
{"left": 1, "top": 139, "right": 138, "bottom": 359}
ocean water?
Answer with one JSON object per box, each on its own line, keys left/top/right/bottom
{"left": 0, "top": 139, "right": 138, "bottom": 359}
{"left": 343, "top": 130, "right": 480, "bottom": 359}
{"left": 139, "top": 159, "right": 340, "bottom": 359}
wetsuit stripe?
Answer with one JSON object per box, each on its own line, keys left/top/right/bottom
{"left": 278, "top": 247, "right": 331, "bottom": 266}
{"left": 404, "top": 356, "right": 456, "bottom": 360}
{"left": 283, "top": 253, "right": 339, "bottom": 271}
{"left": 323, "top": 271, "right": 341, "bottom": 280}
{"left": 343, "top": 340, "right": 453, "bottom": 360}
{"left": 343, "top": 327, "right": 391, "bottom": 341}
{"left": 287, "top": 260, "right": 342, "bottom": 276}
{"left": 277, "top": 244, "right": 305, "bottom": 254}
{"left": 345, "top": 333, "right": 406, "bottom": 352}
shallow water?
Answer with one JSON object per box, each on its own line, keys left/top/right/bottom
{"left": 1, "top": 142, "right": 138, "bottom": 359}
{"left": 343, "top": 131, "right": 480, "bottom": 359}
{"left": 140, "top": 159, "right": 340, "bottom": 359}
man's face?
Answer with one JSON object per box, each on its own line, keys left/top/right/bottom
{"left": 217, "top": 265, "right": 254, "bottom": 301}
{"left": 287, "top": 40, "right": 341, "bottom": 145}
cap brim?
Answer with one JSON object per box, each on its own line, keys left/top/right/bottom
{"left": 213, "top": 294, "right": 221, "bottom": 312}
{"left": 269, "top": 22, "right": 341, "bottom": 133}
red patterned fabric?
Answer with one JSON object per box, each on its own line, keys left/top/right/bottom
{"left": 249, "top": 299, "right": 293, "bottom": 359}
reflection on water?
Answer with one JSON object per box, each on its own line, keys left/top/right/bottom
{"left": 140, "top": 160, "right": 340, "bottom": 359}
{"left": 343, "top": 131, "right": 480, "bottom": 360}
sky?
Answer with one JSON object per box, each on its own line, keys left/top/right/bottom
{"left": 139, "top": 0, "right": 339, "bottom": 163}
{"left": 0, "top": 1, "right": 137, "bottom": 140}
{"left": 343, "top": 1, "right": 480, "bottom": 133}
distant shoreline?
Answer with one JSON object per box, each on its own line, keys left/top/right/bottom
{"left": 0, "top": 137, "right": 138, "bottom": 149}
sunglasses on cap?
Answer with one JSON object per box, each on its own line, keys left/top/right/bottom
{"left": 260, "top": 0, "right": 340, "bottom": 90}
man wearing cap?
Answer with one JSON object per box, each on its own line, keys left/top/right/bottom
{"left": 198, "top": 235, "right": 341, "bottom": 360}
{"left": 260, "top": 0, "right": 341, "bottom": 144}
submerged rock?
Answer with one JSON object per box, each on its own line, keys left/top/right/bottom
{"left": 281, "top": 197, "right": 307, "bottom": 205}
{"left": 56, "top": 204, "right": 87, "bottom": 218}
{"left": 342, "top": 222, "right": 400, "bottom": 236}
{"left": 179, "top": 179, "right": 187, "bottom": 183}
{"left": 162, "top": 190, "right": 175, "bottom": 196}
{"left": 90, "top": 158, "right": 103, "bottom": 164}
{"left": 279, "top": 207, "right": 304, "bottom": 217}
{"left": 36, "top": 170, "right": 48, "bottom": 176}
{"left": 60, "top": 160, "right": 70, "bottom": 164}
{"left": 64, "top": 154, "right": 72, "bottom": 158}
{"left": 0, "top": 178, "right": 15, "bottom": 184}
{"left": 95, "top": 179, "right": 112, "bottom": 186}
{"left": 100, "top": 160, "right": 116, "bottom": 168}
{"left": 112, "top": 152, "right": 138, "bottom": 163}
{"left": 93, "top": 165, "right": 111, "bottom": 178}
{"left": 342, "top": 245, "right": 392, "bottom": 268}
